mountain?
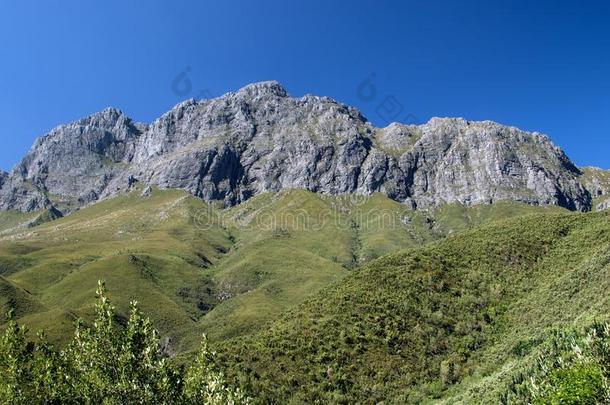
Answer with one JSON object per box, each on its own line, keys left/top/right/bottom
{"left": 218, "top": 210, "right": 610, "bottom": 403}
{"left": 1, "top": 81, "right": 609, "bottom": 403}
{"left": 0, "top": 81, "right": 593, "bottom": 214}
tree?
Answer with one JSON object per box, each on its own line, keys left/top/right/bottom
{"left": 184, "top": 334, "right": 250, "bottom": 405}
{"left": 0, "top": 311, "right": 31, "bottom": 404}
{"left": 0, "top": 280, "right": 250, "bottom": 404}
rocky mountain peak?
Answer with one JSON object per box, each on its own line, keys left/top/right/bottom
{"left": 92, "top": 106, "right": 125, "bottom": 119}
{"left": 236, "top": 80, "right": 289, "bottom": 98}
{"left": 171, "top": 98, "right": 199, "bottom": 111}
{"left": 0, "top": 82, "right": 596, "bottom": 213}
{"left": 73, "top": 107, "right": 142, "bottom": 140}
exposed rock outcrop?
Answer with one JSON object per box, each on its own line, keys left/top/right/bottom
{"left": 581, "top": 167, "right": 610, "bottom": 211}
{"left": 0, "top": 81, "right": 593, "bottom": 213}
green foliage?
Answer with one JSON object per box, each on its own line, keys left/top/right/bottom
{"left": 0, "top": 281, "right": 249, "bottom": 404}
{"left": 502, "top": 322, "right": 610, "bottom": 404}
{"left": 1, "top": 188, "right": 602, "bottom": 403}
{"left": 539, "top": 363, "right": 605, "bottom": 404}
{"left": 184, "top": 335, "right": 249, "bottom": 404}
{"left": 217, "top": 211, "right": 610, "bottom": 403}
{"left": 0, "top": 188, "right": 553, "bottom": 350}
{"left": 0, "top": 310, "right": 30, "bottom": 403}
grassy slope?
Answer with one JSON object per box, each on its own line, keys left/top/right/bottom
{"left": 217, "top": 210, "right": 610, "bottom": 403}
{"left": 0, "top": 188, "right": 570, "bottom": 354}
{"left": 0, "top": 188, "right": 232, "bottom": 349}
{"left": 0, "top": 210, "right": 39, "bottom": 235}
{"left": 170, "top": 190, "right": 439, "bottom": 343}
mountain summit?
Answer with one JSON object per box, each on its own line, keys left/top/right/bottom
{"left": 0, "top": 81, "right": 597, "bottom": 213}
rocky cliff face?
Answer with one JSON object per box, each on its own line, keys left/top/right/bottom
{"left": 0, "top": 108, "right": 144, "bottom": 212}
{"left": 581, "top": 167, "right": 610, "bottom": 211}
{"left": 0, "top": 81, "right": 594, "bottom": 213}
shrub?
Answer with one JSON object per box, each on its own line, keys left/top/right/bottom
{"left": 501, "top": 322, "right": 610, "bottom": 404}
{"left": 0, "top": 281, "right": 250, "bottom": 405}
{"left": 534, "top": 363, "right": 606, "bottom": 405}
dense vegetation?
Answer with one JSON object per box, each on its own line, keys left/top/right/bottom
{"left": 0, "top": 280, "right": 249, "bottom": 404}
{"left": 217, "top": 211, "right": 610, "bottom": 403}
{"left": 0, "top": 188, "right": 559, "bottom": 351}
{"left": 2, "top": 188, "right": 607, "bottom": 403}
{"left": 502, "top": 322, "right": 610, "bottom": 404}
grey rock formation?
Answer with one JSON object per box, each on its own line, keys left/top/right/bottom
{"left": 387, "top": 118, "right": 589, "bottom": 210}
{"left": 581, "top": 167, "right": 610, "bottom": 196}
{"left": 0, "top": 81, "right": 593, "bottom": 213}
{"left": 0, "top": 107, "right": 143, "bottom": 212}
{"left": 580, "top": 167, "right": 610, "bottom": 211}
{"left": 597, "top": 200, "right": 610, "bottom": 211}
{"left": 141, "top": 186, "right": 152, "bottom": 198}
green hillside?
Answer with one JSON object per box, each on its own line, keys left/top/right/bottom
{"left": 0, "top": 210, "right": 40, "bottom": 235}
{"left": 0, "top": 188, "right": 562, "bottom": 353}
{"left": 1, "top": 188, "right": 232, "bottom": 350}
{"left": 217, "top": 210, "right": 610, "bottom": 403}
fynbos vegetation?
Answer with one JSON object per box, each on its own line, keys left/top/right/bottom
{"left": 502, "top": 322, "right": 610, "bottom": 404}
{"left": 0, "top": 281, "right": 249, "bottom": 405}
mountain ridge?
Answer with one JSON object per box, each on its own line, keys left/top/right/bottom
{"left": 0, "top": 81, "right": 598, "bottom": 214}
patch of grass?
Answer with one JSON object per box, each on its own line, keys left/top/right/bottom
{"left": 0, "top": 276, "right": 46, "bottom": 319}
{"left": 0, "top": 210, "right": 39, "bottom": 235}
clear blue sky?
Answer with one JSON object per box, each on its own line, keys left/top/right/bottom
{"left": 1, "top": 0, "right": 608, "bottom": 170}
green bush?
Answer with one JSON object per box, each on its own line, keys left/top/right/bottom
{"left": 502, "top": 322, "right": 610, "bottom": 404}
{"left": 535, "top": 363, "right": 606, "bottom": 405}
{"left": 0, "top": 281, "right": 250, "bottom": 405}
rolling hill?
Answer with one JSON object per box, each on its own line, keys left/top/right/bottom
{"left": 217, "top": 210, "right": 610, "bottom": 403}
{"left": 0, "top": 187, "right": 566, "bottom": 354}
